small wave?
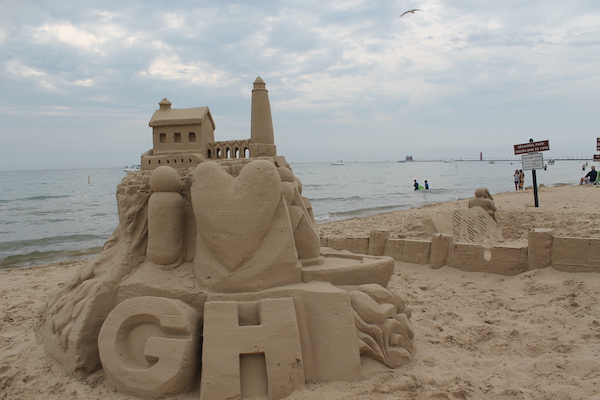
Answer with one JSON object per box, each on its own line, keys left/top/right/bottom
{"left": 0, "top": 233, "right": 107, "bottom": 252}
{"left": 0, "top": 220, "right": 19, "bottom": 225}
{"left": 312, "top": 195, "right": 363, "bottom": 202}
{"left": 332, "top": 204, "right": 407, "bottom": 217}
{"left": 20, "top": 195, "right": 73, "bottom": 202}
{"left": 30, "top": 210, "right": 69, "bottom": 216}
{"left": 301, "top": 183, "right": 330, "bottom": 189}
{"left": 0, "top": 247, "right": 103, "bottom": 269}
{"left": 314, "top": 212, "right": 331, "bottom": 222}
{"left": 319, "top": 204, "right": 413, "bottom": 222}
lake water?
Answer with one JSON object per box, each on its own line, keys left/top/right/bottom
{"left": 0, "top": 160, "right": 592, "bottom": 269}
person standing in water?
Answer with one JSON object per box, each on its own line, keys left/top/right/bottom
{"left": 414, "top": 180, "right": 420, "bottom": 190}
{"left": 424, "top": 180, "right": 429, "bottom": 189}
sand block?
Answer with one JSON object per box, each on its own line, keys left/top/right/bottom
{"left": 430, "top": 233, "right": 453, "bottom": 268}
{"left": 200, "top": 298, "right": 304, "bottom": 400}
{"left": 115, "top": 261, "right": 208, "bottom": 312}
{"left": 320, "top": 236, "right": 370, "bottom": 254}
{"left": 528, "top": 228, "right": 554, "bottom": 270}
{"left": 447, "top": 242, "right": 528, "bottom": 275}
{"left": 426, "top": 207, "right": 502, "bottom": 243}
{"left": 302, "top": 248, "right": 395, "bottom": 287}
{"left": 98, "top": 297, "right": 200, "bottom": 399}
{"left": 207, "top": 281, "right": 363, "bottom": 384}
{"left": 384, "top": 239, "right": 431, "bottom": 264}
{"left": 368, "top": 229, "right": 390, "bottom": 256}
{"left": 192, "top": 161, "right": 302, "bottom": 292}
{"left": 551, "top": 237, "right": 600, "bottom": 272}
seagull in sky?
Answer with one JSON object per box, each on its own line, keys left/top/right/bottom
{"left": 399, "top": 9, "right": 422, "bottom": 17}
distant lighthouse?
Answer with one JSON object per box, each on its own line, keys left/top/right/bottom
{"left": 250, "top": 76, "right": 277, "bottom": 157}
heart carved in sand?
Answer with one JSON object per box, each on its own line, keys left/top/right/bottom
{"left": 192, "top": 161, "right": 282, "bottom": 271}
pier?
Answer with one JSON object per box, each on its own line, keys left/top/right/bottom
{"left": 405, "top": 156, "right": 594, "bottom": 162}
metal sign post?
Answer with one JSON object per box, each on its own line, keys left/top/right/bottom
{"left": 521, "top": 153, "right": 543, "bottom": 207}
{"left": 514, "top": 139, "right": 550, "bottom": 208}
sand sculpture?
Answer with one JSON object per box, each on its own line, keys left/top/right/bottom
{"left": 468, "top": 187, "right": 498, "bottom": 222}
{"left": 37, "top": 77, "right": 415, "bottom": 399}
{"left": 420, "top": 188, "right": 501, "bottom": 244}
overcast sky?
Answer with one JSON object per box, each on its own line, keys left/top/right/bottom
{"left": 1, "top": 0, "right": 599, "bottom": 170}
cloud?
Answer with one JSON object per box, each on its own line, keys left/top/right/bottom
{"left": 6, "top": 60, "right": 59, "bottom": 91}
{"left": 139, "top": 54, "right": 234, "bottom": 87}
{"left": 31, "top": 23, "right": 107, "bottom": 50}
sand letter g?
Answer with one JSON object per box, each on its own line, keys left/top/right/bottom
{"left": 98, "top": 296, "right": 200, "bottom": 399}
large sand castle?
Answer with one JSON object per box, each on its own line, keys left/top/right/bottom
{"left": 36, "top": 78, "right": 415, "bottom": 399}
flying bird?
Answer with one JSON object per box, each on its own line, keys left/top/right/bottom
{"left": 399, "top": 9, "right": 422, "bottom": 17}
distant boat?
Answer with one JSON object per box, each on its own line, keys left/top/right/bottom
{"left": 489, "top": 161, "right": 496, "bottom": 164}
{"left": 443, "top": 160, "right": 454, "bottom": 163}
{"left": 124, "top": 165, "right": 141, "bottom": 173}
{"left": 331, "top": 160, "right": 345, "bottom": 165}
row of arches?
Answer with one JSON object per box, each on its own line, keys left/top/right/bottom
{"left": 208, "top": 140, "right": 251, "bottom": 160}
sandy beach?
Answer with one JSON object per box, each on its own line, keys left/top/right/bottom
{"left": 2, "top": 184, "right": 600, "bottom": 399}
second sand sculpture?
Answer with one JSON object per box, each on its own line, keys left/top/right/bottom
{"left": 37, "top": 77, "right": 415, "bottom": 399}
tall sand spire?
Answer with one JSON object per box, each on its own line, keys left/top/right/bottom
{"left": 250, "top": 77, "right": 276, "bottom": 156}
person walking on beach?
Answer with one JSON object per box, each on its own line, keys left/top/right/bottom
{"left": 514, "top": 169, "right": 520, "bottom": 191}
{"left": 519, "top": 170, "right": 525, "bottom": 190}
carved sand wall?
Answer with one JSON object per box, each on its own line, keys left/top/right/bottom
{"left": 321, "top": 228, "right": 600, "bottom": 275}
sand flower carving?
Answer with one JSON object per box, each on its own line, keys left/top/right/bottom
{"left": 342, "top": 283, "right": 415, "bottom": 367}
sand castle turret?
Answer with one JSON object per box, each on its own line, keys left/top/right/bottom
{"left": 249, "top": 76, "right": 276, "bottom": 157}
{"left": 38, "top": 77, "right": 415, "bottom": 400}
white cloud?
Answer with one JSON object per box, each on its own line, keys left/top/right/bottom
{"left": 139, "top": 54, "right": 233, "bottom": 86}
{"left": 5, "top": 59, "right": 97, "bottom": 91}
{"left": 6, "top": 60, "right": 59, "bottom": 91}
{"left": 72, "top": 78, "right": 95, "bottom": 87}
{"left": 163, "top": 13, "right": 187, "bottom": 30}
{"left": 31, "top": 23, "right": 105, "bottom": 50}
{"left": 29, "top": 21, "right": 130, "bottom": 54}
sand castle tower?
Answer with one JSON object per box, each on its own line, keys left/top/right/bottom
{"left": 249, "top": 76, "right": 276, "bottom": 157}
{"left": 38, "top": 77, "right": 415, "bottom": 400}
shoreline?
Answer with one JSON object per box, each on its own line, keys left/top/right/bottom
{"left": 1, "top": 184, "right": 593, "bottom": 271}
{"left": 318, "top": 184, "right": 600, "bottom": 243}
